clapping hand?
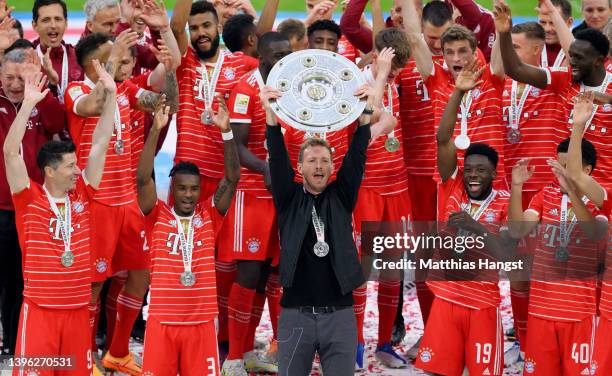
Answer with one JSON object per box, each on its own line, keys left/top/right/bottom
{"left": 212, "top": 94, "right": 231, "bottom": 132}
{"left": 454, "top": 59, "right": 485, "bottom": 92}
{"left": 511, "top": 158, "right": 535, "bottom": 186}
{"left": 22, "top": 71, "right": 49, "bottom": 106}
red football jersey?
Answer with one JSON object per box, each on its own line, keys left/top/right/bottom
{"left": 13, "top": 178, "right": 94, "bottom": 309}
{"left": 361, "top": 65, "right": 408, "bottom": 194}
{"left": 227, "top": 70, "right": 270, "bottom": 197}
{"left": 426, "top": 63, "right": 506, "bottom": 188}
{"left": 65, "top": 78, "right": 142, "bottom": 206}
{"left": 175, "top": 48, "right": 258, "bottom": 178}
{"left": 397, "top": 59, "right": 437, "bottom": 177}
{"left": 526, "top": 184, "right": 607, "bottom": 322}
{"left": 597, "top": 189, "right": 612, "bottom": 319}
{"left": 145, "top": 198, "right": 223, "bottom": 324}
{"left": 338, "top": 35, "right": 358, "bottom": 63}
{"left": 545, "top": 68, "right": 612, "bottom": 188}
{"left": 427, "top": 168, "right": 510, "bottom": 310}
{"left": 501, "top": 79, "right": 569, "bottom": 193}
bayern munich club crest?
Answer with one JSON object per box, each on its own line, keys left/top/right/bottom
{"left": 118, "top": 95, "right": 129, "bottom": 106}
{"left": 95, "top": 258, "right": 109, "bottom": 273}
{"left": 73, "top": 201, "right": 84, "bottom": 213}
{"left": 193, "top": 216, "right": 203, "bottom": 228}
{"left": 524, "top": 358, "right": 536, "bottom": 373}
{"left": 418, "top": 347, "right": 434, "bottom": 363}
{"left": 223, "top": 67, "right": 236, "bottom": 80}
{"left": 472, "top": 88, "right": 481, "bottom": 98}
{"left": 30, "top": 106, "right": 38, "bottom": 118}
{"left": 247, "top": 237, "right": 260, "bottom": 253}
{"left": 604, "top": 104, "right": 612, "bottom": 112}
{"left": 531, "top": 87, "right": 541, "bottom": 97}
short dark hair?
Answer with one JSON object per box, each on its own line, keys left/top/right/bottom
{"left": 75, "top": 32, "right": 111, "bottom": 68}
{"left": 257, "top": 31, "right": 290, "bottom": 56}
{"left": 222, "top": 14, "right": 256, "bottom": 53}
{"left": 511, "top": 22, "right": 546, "bottom": 41}
{"left": 33, "top": 0, "right": 68, "bottom": 22}
{"left": 277, "top": 18, "right": 306, "bottom": 42}
{"left": 374, "top": 28, "right": 411, "bottom": 67}
{"left": 465, "top": 143, "right": 499, "bottom": 168}
{"left": 37, "top": 141, "right": 76, "bottom": 173}
{"left": 307, "top": 19, "right": 341, "bottom": 39}
{"left": 575, "top": 28, "right": 610, "bottom": 58}
{"left": 441, "top": 25, "right": 478, "bottom": 52}
{"left": 5, "top": 39, "right": 34, "bottom": 56}
{"left": 550, "top": 0, "right": 572, "bottom": 20}
{"left": 298, "top": 138, "right": 332, "bottom": 163}
{"left": 557, "top": 138, "right": 597, "bottom": 170}
{"left": 422, "top": 1, "right": 453, "bottom": 27}
{"left": 190, "top": 0, "right": 218, "bottom": 21}
{"left": 169, "top": 161, "right": 201, "bottom": 177}
{"left": 12, "top": 19, "right": 23, "bottom": 39}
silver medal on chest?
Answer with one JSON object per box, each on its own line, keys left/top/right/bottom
{"left": 114, "top": 139, "right": 124, "bottom": 155}
{"left": 384, "top": 137, "right": 400, "bottom": 152}
{"left": 555, "top": 246, "right": 569, "bottom": 262}
{"left": 201, "top": 109, "right": 213, "bottom": 125}
{"left": 61, "top": 251, "right": 75, "bottom": 267}
{"left": 313, "top": 241, "right": 330, "bottom": 257}
{"left": 180, "top": 271, "right": 196, "bottom": 286}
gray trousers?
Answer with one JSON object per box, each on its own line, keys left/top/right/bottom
{"left": 278, "top": 306, "right": 357, "bottom": 376}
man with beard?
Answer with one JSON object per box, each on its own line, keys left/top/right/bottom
{"left": 536, "top": 0, "right": 574, "bottom": 68}
{"left": 31, "top": 0, "right": 83, "bottom": 103}
{"left": 415, "top": 60, "right": 511, "bottom": 376}
{"left": 218, "top": 32, "right": 292, "bottom": 376}
{"left": 170, "top": 0, "right": 258, "bottom": 361}
{"left": 495, "top": 0, "right": 612, "bottom": 190}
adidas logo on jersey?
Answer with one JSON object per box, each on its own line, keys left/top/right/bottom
{"left": 482, "top": 367, "right": 491, "bottom": 375}
{"left": 549, "top": 208, "right": 558, "bottom": 216}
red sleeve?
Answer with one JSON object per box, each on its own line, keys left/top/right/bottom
{"left": 227, "top": 82, "right": 254, "bottom": 124}
{"left": 339, "top": 0, "right": 373, "bottom": 53}
{"left": 64, "top": 82, "right": 88, "bottom": 115}
{"left": 39, "top": 91, "right": 66, "bottom": 134}
{"left": 526, "top": 190, "right": 544, "bottom": 218}
{"left": 204, "top": 197, "right": 225, "bottom": 237}
{"left": 244, "top": 55, "right": 259, "bottom": 72}
{"left": 122, "top": 80, "right": 143, "bottom": 107}
{"left": 484, "top": 65, "right": 505, "bottom": 91}
{"left": 144, "top": 200, "right": 162, "bottom": 233}
{"left": 602, "top": 189, "right": 612, "bottom": 218}
{"left": 11, "top": 179, "right": 36, "bottom": 213}
{"left": 131, "top": 72, "right": 153, "bottom": 91}
{"left": 545, "top": 67, "right": 572, "bottom": 93}
{"left": 424, "top": 63, "right": 443, "bottom": 91}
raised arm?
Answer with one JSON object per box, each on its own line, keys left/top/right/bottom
{"left": 170, "top": 0, "right": 192, "bottom": 55}
{"left": 212, "top": 96, "right": 240, "bottom": 215}
{"left": 339, "top": 0, "right": 374, "bottom": 53}
{"left": 548, "top": 158, "right": 606, "bottom": 240}
{"left": 140, "top": 0, "right": 181, "bottom": 71}
{"left": 304, "top": 0, "right": 336, "bottom": 27}
{"left": 507, "top": 159, "right": 540, "bottom": 238}
{"left": 400, "top": 0, "right": 434, "bottom": 80}
{"left": 3, "top": 72, "right": 49, "bottom": 194}
{"left": 137, "top": 40, "right": 179, "bottom": 114}
{"left": 539, "top": 0, "right": 574, "bottom": 57}
{"left": 436, "top": 60, "right": 484, "bottom": 181}
{"left": 565, "top": 92, "right": 606, "bottom": 207}
{"left": 84, "top": 60, "right": 118, "bottom": 189}
{"left": 261, "top": 87, "right": 298, "bottom": 210}
{"left": 334, "top": 84, "right": 375, "bottom": 210}
{"left": 494, "top": 0, "right": 549, "bottom": 88}
{"left": 371, "top": 0, "right": 385, "bottom": 46}
{"left": 137, "top": 98, "right": 169, "bottom": 215}
{"left": 230, "top": 121, "right": 270, "bottom": 191}
{"left": 256, "top": 0, "right": 279, "bottom": 35}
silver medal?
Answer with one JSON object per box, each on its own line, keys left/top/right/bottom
{"left": 555, "top": 246, "right": 569, "bottom": 262}
{"left": 180, "top": 271, "right": 196, "bottom": 286}
{"left": 507, "top": 128, "right": 521, "bottom": 144}
{"left": 384, "top": 137, "right": 400, "bottom": 152}
{"left": 313, "top": 241, "right": 330, "bottom": 257}
{"left": 201, "top": 109, "right": 213, "bottom": 125}
{"left": 114, "top": 140, "right": 124, "bottom": 155}
{"left": 61, "top": 251, "right": 74, "bottom": 267}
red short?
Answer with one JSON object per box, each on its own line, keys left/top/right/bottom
{"left": 13, "top": 300, "right": 92, "bottom": 376}
{"left": 168, "top": 175, "right": 221, "bottom": 205}
{"left": 407, "top": 174, "right": 437, "bottom": 221}
{"left": 90, "top": 200, "right": 147, "bottom": 282}
{"left": 415, "top": 297, "right": 503, "bottom": 376}
{"left": 353, "top": 188, "right": 412, "bottom": 252}
{"left": 592, "top": 317, "right": 612, "bottom": 375}
{"left": 524, "top": 314, "right": 597, "bottom": 375}
{"left": 142, "top": 318, "right": 220, "bottom": 376}
{"left": 217, "top": 191, "right": 279, "bottom": 265}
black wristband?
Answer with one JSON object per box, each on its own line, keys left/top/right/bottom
{"left": 362, "top": 107, "right": 374, "bottom": 115}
